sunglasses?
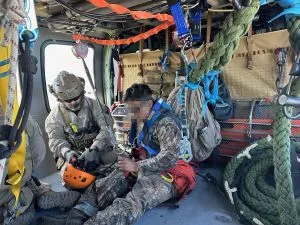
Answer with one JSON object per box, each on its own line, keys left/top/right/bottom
{"left": 64, "top": 94, "right": 82, "bottom": 103}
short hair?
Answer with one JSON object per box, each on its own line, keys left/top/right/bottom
{"left": 124, "top": 83, "right": 153, "bottom": 102}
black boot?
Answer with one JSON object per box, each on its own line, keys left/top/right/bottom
{"left": 38, "top": 185, "right": 97, "bottom": 225}
{"left": 66, "top": 208, "right": 90, "bottom": 225}
{"left": 37, "top": 208, "right": 89, "bottom": 225}
{"left": 37, "top": 213, "right": 67, "bottom": 225}
{"left": 36, "top": 190, "right": 81, "bottom": 210}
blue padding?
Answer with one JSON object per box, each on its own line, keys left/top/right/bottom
{"left": 268, "top": 0, "right": 300, "bottom": 22}
{"left": 137, "top": 99, "right": 171, "bottom": 157}
{"left": 170, "top": 2, "right": 190, "bottom": 37}
{"left": 141, "top": 142, "right": 159, "bottom": 157}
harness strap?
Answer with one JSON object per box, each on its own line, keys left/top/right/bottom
{"left": 72, "top": 0, "right": 174, "bottom": 45}
{"left": 58, "top": 105, "right": 76, "bottom": 133}
{"left": 202, "top": 70, "right": 223, "bottom": 118}
{"left": 137, "top": 99, "right": 165, "bottom": 157}
{"left": 135, "top": 99, "right": 177, "bottom": 157}
{"left": 0, "top": 58, "right": 10, "bottom": 78}
{"left": 0, "top": 32, "right": 25, "bottom": 206}
{"left": 58, "top": 98, "right": 95, "bottom": 134}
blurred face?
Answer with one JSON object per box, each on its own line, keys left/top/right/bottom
{"left": 62, "top": 94, "right": 84, "bottom": 112}
{"left": 127, "top": 100, "right": 153, "bottom": 122}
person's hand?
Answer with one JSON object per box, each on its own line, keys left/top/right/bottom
{"left": 117, "top": 156, "right": 138, "bottom": 173}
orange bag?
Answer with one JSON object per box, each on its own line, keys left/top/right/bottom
{"left": 166, "top": 160, "right": 196, "bottom": 199}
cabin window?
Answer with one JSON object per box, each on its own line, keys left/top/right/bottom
{"left": 43, "top": 43, "right": 95, "bottom": 110}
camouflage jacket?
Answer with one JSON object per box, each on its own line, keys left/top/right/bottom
{"left": 0, "top": 115, "right": 47, "bottom": 206}
{"left": 45, "top": 96, "right": 114, "bottom": 159}
{"left": 136, "top": 116, "right": 181, "bottom": 176}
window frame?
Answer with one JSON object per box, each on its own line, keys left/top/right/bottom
{"left": 41, "top": 40, "right": 95, "bottom": 112}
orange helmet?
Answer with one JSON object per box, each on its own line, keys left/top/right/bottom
{"left": 63, "top": 163, "right": 95, "bottom": 189}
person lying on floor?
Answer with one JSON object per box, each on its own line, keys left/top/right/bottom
{"left": 38, "top": 83, "right": 196, "bottom": 225}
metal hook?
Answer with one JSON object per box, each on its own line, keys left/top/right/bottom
{"left": 180, "top": 42, "right": 189, "bottom": 66}
{"left": 278, "top": 53, "right": 300, "bottom": 119}
{"left": 182, "top": 1, "right": 200, "bottom": 11}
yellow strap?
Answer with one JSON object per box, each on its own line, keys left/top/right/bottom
{"left": 0, "top": 31, "right": 26, "bottom": 205}
{"left": 161, "top": 172, "right": 174, "bottom": 183}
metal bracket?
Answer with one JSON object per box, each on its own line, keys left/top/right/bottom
{"left": 279, "top": 54, "right": 300, "bottom": 119}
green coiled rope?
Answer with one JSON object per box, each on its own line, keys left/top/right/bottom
{"left": 223, "top": 16, "right": 300, "bottom": 225}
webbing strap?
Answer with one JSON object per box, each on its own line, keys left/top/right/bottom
{"left": 72, "top": 0, "right": 174, "bottom": 45}
{"left": 0, "top": 71, "right": 10, "bottom": 79}
{"left": 202, "top": 70, "right": 223, "bottom": 118}
{"left": 0, "top": 43, "right": 26, "bottom": 206}
{"left": 178, "top": 63, "right": 200, "bottom": 105}
{"left": 0, "top": 59, "right": 10, "bottom": 67}
{"left": 137, "top": 99, "right": 166, "bottom": 157}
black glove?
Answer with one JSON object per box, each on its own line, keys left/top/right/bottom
{"left": 78, "top": 145, "right": 117, "bottom": 172}
{"left": 65, "top": 150, "right": 80, "bottom": 163}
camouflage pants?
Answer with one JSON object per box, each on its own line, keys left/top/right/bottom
{"left": 84, "top": 169, "right": 176, "bottom": 225}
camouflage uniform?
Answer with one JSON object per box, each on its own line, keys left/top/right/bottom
{"left": 0, "top": 114, "right": 82, "bottom": 225}
{"left": 0, "top": 115, "right": 47, "bottom": 205}
{"left": 84, "top": 116, "right": 181, "bottom": 225}
{"left": 45, "top": 96, "right": 116, "bottom": 173}
{"left": 0, "top": 116, "right": 49, "bottom": 224}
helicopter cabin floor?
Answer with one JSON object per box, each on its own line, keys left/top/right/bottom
{"left": 34, "top": 166, "right": 242, "bottom": 225}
